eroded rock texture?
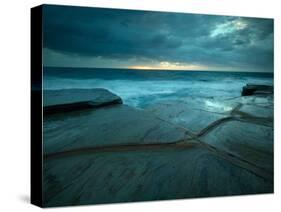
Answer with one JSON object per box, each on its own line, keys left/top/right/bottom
{"left": 242, "top": 84, "right": 273, "bottom": 96}
{"left": 43, "top": 87, "right": 273, "bottom": 207}
{"left": 43, "top": 89, "right": 122, "bottom": 114}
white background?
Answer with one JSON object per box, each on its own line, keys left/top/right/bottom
{"left": 0, "top": 0, "right": 280, "bottom": 211}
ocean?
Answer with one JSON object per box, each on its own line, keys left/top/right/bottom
{"left": 43, "top": 67, "right": 273, "bottom": 108}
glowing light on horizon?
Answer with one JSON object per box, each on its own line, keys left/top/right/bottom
{"left": 129, "top": 65, "right": 155, "bottom": 70}
{"left": 129, "top": 61, "right": 209, "bottom": 71}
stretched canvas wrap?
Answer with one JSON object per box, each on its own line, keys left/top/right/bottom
{"left": 31, "top": 4, "right": 274, "bottom": 208}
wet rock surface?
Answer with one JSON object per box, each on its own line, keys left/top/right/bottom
{"left": 242, "top": 84, "right": 273, "bottom": 96}
{"left": 201, "top": 120, "right": 273, "bottom": 173}
{"left": 145, "top": 101, "right": 227, "bottom": 134}
{"left": 43, "top": 87, "right": 274, "bottom": 207}
{"left": 44, "top": 104, "right": 188, "bottom": 155}
{"left": 43, "top": 146, "right": 272, "bottom": 207}
{"left": 43, "top": 89, "right": 122, "bottom": 114}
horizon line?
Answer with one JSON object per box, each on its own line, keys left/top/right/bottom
{"left": 43, "top": 65, "right": 273, "bottom": 74}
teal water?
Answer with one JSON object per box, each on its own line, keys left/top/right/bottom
{"left": 43, "top": 67, "right": 273, "bottom": 108}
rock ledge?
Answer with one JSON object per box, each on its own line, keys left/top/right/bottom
{"left": 242, "top": 84, "right": 273, "bottom": 96}
{"left": 43, "top": 89, "right": 122, "bottom": 114}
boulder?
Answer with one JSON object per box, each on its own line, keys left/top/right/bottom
{"left": 241, "top": 84, "right": 273, "bottom": 96}
{"left": 43, "top": 89, "right": 122, "bottom": 114}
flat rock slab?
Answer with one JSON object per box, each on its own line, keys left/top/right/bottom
{"left": 43, "top": 89, "right": 122, "bottom": 114}
{"left": 43, "top": 145, "right": 272, "bottom": 207}
{"left": 242, "top": 84, "right": 273, "bottom": 96}
{"left": 43, "top": 104, "right": 189, "bottom": 155}
{"left": 237, "top": 104, "right": 273, "bottom": 119}
{"left": 235, "top": 96, "right": 273, "bottom": 108}
{"left": 200, "top": 120, "right": 273, "bottom": 173}
{"left": 145, "top": 101, "right": 226, "bottom": 134}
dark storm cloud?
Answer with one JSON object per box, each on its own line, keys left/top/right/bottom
{"left": 43, "top": 5, "right": 273, "bottom": 72}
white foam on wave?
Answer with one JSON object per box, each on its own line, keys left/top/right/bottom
{"left": 44, "top": 75, "right": 273, "bottom": 108}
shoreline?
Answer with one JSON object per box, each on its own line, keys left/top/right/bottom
{"left": 42, "top": 85, "right": 274, "bottom": 206}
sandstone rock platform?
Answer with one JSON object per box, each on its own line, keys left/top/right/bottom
{"left": 42, "top": 87, "right": 274, "bottom": 207}
{"left": 43, "top": 89, "right": 122, "bottom": 114}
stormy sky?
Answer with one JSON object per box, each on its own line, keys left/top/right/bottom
{"left": 43, "top": 5, "right": 274, "bottom": 72}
